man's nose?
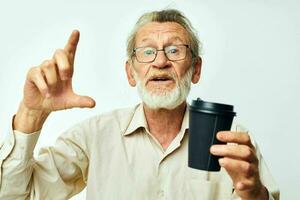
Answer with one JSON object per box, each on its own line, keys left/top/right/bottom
{"left": 151, "top": 50, "right": 170, "bottom": 68}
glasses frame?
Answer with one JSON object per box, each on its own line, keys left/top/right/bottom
{"left": 133, "top": 44, "right": 193, "bottom": 63}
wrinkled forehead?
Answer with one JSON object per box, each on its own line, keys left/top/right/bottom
{"left": 135, "top": 22, "right": 190, "bottom": 46}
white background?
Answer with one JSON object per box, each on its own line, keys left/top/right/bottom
{"left": 0, "top": 0, "right": 299, "bottom": 199}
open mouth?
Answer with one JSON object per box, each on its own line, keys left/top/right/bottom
{"left": 151, "top": 77, "right": 171, "bottom": 81}
{"left": 148, "top": 75, "right": 174, "bottom": 82}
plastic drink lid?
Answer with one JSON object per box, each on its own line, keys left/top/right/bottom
{"left": 189, "top": 98, "right": 236, "bottom": 116}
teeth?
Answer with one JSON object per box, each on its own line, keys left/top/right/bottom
{"left": 153, "top": 77, "right": 169, "bottom": 81}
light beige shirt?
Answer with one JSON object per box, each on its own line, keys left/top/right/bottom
{"left": 0, "top": 104, "right": 279, "bottom": 200}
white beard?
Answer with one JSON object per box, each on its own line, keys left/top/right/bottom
{"left": 133, "top": 66, "right": 194, "bottom": 110}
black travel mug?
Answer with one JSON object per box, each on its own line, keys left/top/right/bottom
{"left": 188, "top": 98, "right": 236, "bottom": 171}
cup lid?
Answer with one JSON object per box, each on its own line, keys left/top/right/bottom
{"left": 190, "top": 98, "right": 236, "bottom": 116}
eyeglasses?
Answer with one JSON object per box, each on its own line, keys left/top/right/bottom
{"left": 133, "top": 44, "right": 192, "bottom": 63}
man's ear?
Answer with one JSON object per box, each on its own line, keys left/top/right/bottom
{"left": 192, "top": 56, "right": 202, "bottom": 84}
{"left": 125, "top": 60, "right": 137, "bottom": 87}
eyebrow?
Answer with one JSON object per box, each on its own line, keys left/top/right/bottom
{"left": 140, "top": 36, "right": 186, "bottom": 44}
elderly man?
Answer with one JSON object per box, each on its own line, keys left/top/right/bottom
{"left": 0, "top": 9, "right": 278, "bottom": 200}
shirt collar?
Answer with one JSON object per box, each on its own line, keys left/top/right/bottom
{"left": 181, "top": 104, "right": 189, "bottom": 133}
{"left": 123, "top": 103, "right": 148, "bottom": 136}
{"left": 123, "top": 103, "right": 190, "bottom": 136}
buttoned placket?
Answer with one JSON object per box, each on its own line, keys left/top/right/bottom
{"left": 156, "top": 164, "right": 166, "bottom": 200}
{"left": 145, "top": 127, "right": 187, "bottom": 200}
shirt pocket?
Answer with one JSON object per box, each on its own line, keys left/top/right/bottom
{"left": 184, "top": 168, "right": 232, "bottom": 200}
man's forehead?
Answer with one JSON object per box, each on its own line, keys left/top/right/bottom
{"left": 135, "top": 22, "right": 189, "bottom": 43}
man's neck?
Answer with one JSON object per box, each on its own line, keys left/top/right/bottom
{"left": 143, "top": 102, "right": 187, "bottom": 150}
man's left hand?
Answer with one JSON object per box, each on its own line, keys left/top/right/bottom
{"left": 210, "top": 131, "right": 269, "bottom": 200}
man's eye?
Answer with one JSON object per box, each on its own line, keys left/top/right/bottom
{"left": 167, "top": 47, "right": 178, "bottom": 54}
{"left": 143, "top": 49, "right": 155, "bottom": 55}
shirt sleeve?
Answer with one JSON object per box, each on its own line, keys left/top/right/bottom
{"left": 0, "top": 119, "right": 90, "bottom": 200}
{"left": 268, "top": 190, "right": 276, "bottom": 200}
{"left": 256, "top": 144, "right": 280, "bottom": 200}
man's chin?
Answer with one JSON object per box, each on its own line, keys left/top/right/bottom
{"left": 145, "top": 87, "right": 176, "bottom": 96}
{"left": 143, "top": 99, "right": 184, "bottom": 110}
{"left": 137, "top": 80, "right": 188, "bottom": 110}
{"left": 140, "top": 90, "right": 184, "bottom": 110}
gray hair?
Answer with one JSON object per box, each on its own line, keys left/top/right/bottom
{"left": 126, "top": 9, "right": 202, "bottom": 60}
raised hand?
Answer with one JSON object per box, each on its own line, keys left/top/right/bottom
{"left": 14, "top": 30, "right": 95, "bottom": 133}
{"left": 23, "top": 30, "right": 95, "bottom": 111}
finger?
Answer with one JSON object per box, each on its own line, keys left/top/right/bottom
{"left": 53, "top": 49, "right": 72, "bottom": 80}
{"left": 28, "top": 67, "right": 49, "bottom": 97}
{"left": 41, "top": 60, "right": 58, "bottom": 89}
{"left": 211, "top": 144, "right": 257, "bottom": 162}
{"left": 66, "top": 94, "right": 96, "bottom": 109}
{"left": 217, "top": 131, "right": 253, "bottom": 147}
{"left": 64, "top": 30, "right": 80, "bottom": 64}
{"left": 219, "top": 157, "right": 257, "bottom": 179}
{"left": 236, "top": 180, "right": 256, "bottom": 191}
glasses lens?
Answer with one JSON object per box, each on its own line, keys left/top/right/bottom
{"left": 165, "top": 45, "right": 187, "bottom": 61}
{"left": 135, "top": 47, "right": 156, "bottom": 63}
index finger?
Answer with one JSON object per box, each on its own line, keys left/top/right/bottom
{"left": 217, "top": 131, "right": 253, "bottom": 147}
{"left": 64, "top": 30, "right": 80, "bottom": 61}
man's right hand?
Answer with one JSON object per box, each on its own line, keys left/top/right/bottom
{"left": 14, "top": 30, "right": 96, "bottom": 133}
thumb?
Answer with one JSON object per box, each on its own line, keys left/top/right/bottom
{"left": 67, "top": 94, "right": 96, "bottom": 108}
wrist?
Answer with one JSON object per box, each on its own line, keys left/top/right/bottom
{"left": 13, "top": 101, "right": 50, "bottom": 133}
{"left": 243, "top": 185, "right": 269, "bottom": 200}
{"left": 256, "top": 186, "right": 269, "bottom": 200}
